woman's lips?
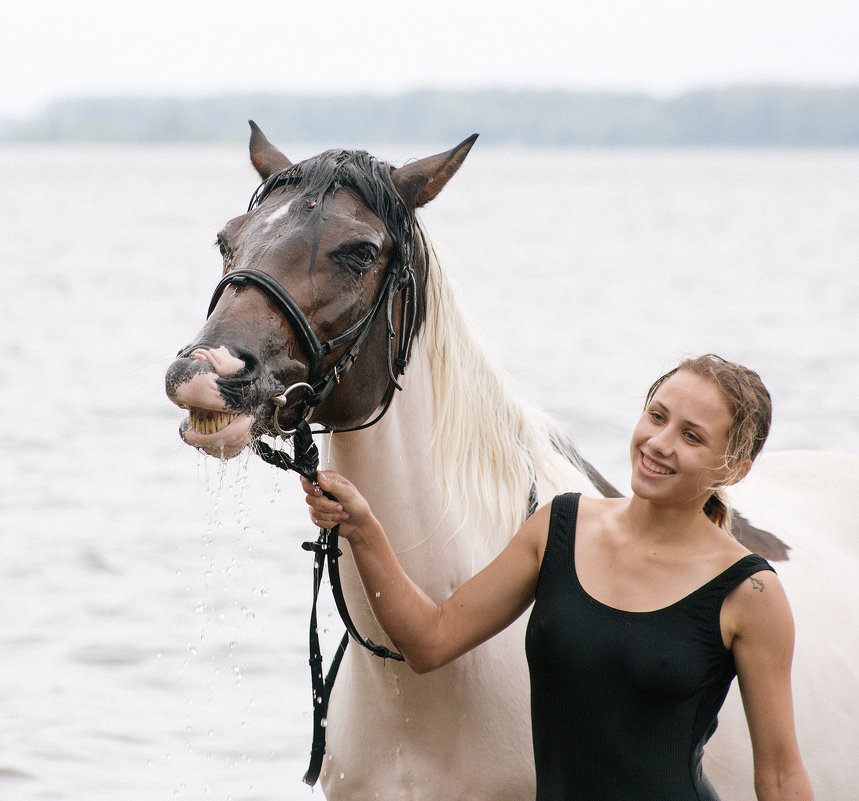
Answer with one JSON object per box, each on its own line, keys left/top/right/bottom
{"left": 639, "top": 452, "right": 675, "bottom": 476}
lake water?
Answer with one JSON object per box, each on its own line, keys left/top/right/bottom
{"left": 1, "top": 142, "right": 857, "bottom": 800}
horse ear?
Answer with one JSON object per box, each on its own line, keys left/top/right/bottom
{"left": 392, "top": 134, "right": 479, "bottom": 209}
{"left": 248, "top": 120, "right": 293, "bottom": 179}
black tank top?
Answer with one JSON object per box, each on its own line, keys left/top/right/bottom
{"left": 525, "top": 493, "right": 774, "bottom": 801}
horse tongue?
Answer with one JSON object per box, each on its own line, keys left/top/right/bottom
{"left": 191, "top": 346, "right": 245, "bottom": 377}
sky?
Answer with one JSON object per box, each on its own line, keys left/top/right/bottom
{"left": 2, "top": 0, "right": 859, "bottom": 117}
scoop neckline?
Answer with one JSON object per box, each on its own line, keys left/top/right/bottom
{"left": 570, "top": 544, "right": 757, "bottom": 616}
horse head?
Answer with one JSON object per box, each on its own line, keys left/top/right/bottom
{"left": 165, "top": 123, "right": 477, "bottom": 458}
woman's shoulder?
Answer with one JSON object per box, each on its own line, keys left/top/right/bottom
{"left": 576, "top": 493, "right": 627, "bottom": 513}
{"left": 576, "top": 494, "right": 629, "bottom": 527}
{"left": 721, "top": 562, "right": 790, "bottom": 650}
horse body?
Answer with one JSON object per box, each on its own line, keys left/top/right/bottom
{"left": 165, "top": 126, "right": 859, "bottom": 799}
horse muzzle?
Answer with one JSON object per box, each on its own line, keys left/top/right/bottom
{"left": 166, "top": 347, "right": 316, "bottom": 458}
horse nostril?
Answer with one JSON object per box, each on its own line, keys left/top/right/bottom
{"left": 230, "top": 350, "right": 261, "bottom": 381}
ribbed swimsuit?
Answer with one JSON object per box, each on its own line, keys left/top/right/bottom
{"left": 525, "top": 492, "right": 774, "bottom": 801}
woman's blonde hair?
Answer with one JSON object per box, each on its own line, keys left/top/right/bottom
{"left": 644, "top": 354, "right": 772, "bottom": 531}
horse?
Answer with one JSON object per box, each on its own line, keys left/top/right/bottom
{"left": 165, "top": 124, "right": 859, "bottom": 800}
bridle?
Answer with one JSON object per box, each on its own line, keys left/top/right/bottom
{"left": 203, "top": 176, "right": 423, "bottom": 786}
{"left": 206, "top": 258, "right": 418, "bottom": 438}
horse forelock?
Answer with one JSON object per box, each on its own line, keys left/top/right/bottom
{"left": 248, "top": 148, "right": 429, "bottom": 361}
{"left": 250, "top": 149, "right": 422, "bottom": 287}
{"left": 421, "top": 241, "right": 594, "bottom": 553}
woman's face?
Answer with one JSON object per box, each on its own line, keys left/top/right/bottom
{"left": 629, "top": 371, "right": 734, "bottom": 509}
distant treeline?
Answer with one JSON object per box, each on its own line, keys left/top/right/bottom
{"left": 3, "top": 86, "right": 859, "bottom": 147}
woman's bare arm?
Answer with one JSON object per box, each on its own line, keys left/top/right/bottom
{"left": 302, "top": 471, "right": 547, "bottom": 673}
{"left": 725, "top": 572, "right": 813, "bottom": 801}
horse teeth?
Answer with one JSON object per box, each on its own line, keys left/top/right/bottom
{"left": 189, "top": 409, "right": 239, "bottom": 435}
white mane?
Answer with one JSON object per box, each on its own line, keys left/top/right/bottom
{"left": 421, "top": 239, "right": 594, "bottom": 550}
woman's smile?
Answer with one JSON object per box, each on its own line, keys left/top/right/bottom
{"left": 638, "top": 451, "right": 676, "bottom": 477}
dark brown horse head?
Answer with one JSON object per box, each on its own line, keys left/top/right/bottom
{"left": 165, "top": 123, "right": 477, "bottom": 458}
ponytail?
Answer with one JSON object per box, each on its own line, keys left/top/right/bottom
{"left": 703, "top": 489, "right": 732, "bottom": 531}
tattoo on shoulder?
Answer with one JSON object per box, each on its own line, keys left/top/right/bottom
{"left": 749, "top": 576, "right": 766, "bottom": 593}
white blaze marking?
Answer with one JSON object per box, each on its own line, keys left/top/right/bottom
{"left": 265, "top": 199, "right": 294, "bottom": 226}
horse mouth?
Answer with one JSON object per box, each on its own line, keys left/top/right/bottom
{"left": 179, "top": 407, "right": 255, "bottom": 459}
{"left": 189, "top": 408, "right": 241, "bottom": 435}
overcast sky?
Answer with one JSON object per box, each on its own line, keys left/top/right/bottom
{"left": 3, "top": 0, "right": 858, "bottom": 117}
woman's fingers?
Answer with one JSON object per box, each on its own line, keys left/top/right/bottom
{"left": 300, "top": 472, "right": 350, "bottom": 527}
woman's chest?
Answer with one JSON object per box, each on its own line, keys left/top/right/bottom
{"left": 574, "top": 534, "right": 736, "bottom": 614}
{"left": 528, "top": 581, "right": 731, "bottom": 701}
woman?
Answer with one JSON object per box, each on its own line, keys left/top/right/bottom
{"left": 302, "top": 354, "right": 812, "bottom": 800}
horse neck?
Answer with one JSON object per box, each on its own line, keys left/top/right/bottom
{"left": 324, "top": 343, "right": 458, "bottom": 527}
{"left": 323, "top": 250, "right": 595, "bottom": 578}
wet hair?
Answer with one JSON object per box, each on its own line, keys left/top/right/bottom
{"left": 644, "top": 354, "right": 772, "bottom": 530}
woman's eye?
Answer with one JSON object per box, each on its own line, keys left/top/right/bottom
{"left": 683, "top": 431, "right": 702, "bottom": 444}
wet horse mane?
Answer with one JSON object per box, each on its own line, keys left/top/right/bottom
{"left": 419, "top": 239, "right": 600, "bottom": 553}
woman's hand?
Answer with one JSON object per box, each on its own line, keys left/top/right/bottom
{"left": 300, "top": 470, "right": 376, "bottom": 541}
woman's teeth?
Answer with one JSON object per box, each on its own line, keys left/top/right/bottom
{"left": 642, "top": 454, "right": 673, "bottom": 475}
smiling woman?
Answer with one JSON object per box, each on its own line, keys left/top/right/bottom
{"left": 633, "top": 354, "right": 772, "bottom": 530}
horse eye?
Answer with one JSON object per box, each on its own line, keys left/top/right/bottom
{"left": 339, "top": 242, "right": 379, "bottom": 272}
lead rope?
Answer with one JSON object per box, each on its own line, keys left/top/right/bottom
{"left": 255, "top": 421, "right": 404, "bottom": 786}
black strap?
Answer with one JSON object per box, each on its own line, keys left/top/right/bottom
{"left": 325, "top": 526, "right": 405, "bottom": 661}
{"left": 300, "top": 525, "right": 403, "bottom": 786}
{"left": 258, "top": 421, "right": 403, "bottom": 785}
{"left": 301, "top": 527, "right": 348, "bottom": 786}
{"left": 208, "top": 269, "right": 325, "bottom": 379}
{"left": 302, "top": 629, "right": 347, "bottom": 786}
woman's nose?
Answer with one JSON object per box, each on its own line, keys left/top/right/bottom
{"left": 647, "top": 427, "right": 674, "bottom": 456}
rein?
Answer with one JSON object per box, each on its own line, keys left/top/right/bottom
{"left": 258, "top": 420, "right": 404, "bottom": 786}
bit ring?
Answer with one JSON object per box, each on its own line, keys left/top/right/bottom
{"left": 271, "top": 382, "right": 314, "bottom": 436}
